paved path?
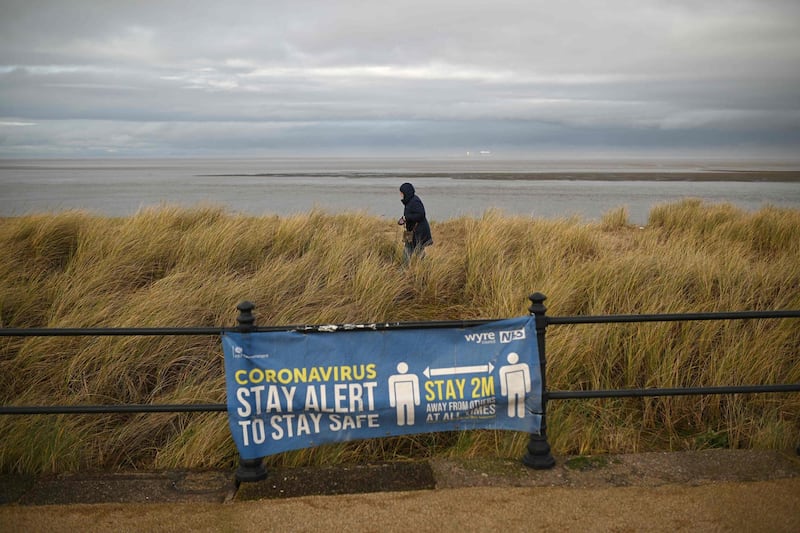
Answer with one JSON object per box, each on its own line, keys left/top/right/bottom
{"left": 2, "top": 450, "right": 799, "bottom": 532}
{"left": 3, "top": 479, "right": 800, "bottom": 532}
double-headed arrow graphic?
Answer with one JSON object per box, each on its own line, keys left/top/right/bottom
{"left": 422, "top": 362, "right": 494, "bottom": 379}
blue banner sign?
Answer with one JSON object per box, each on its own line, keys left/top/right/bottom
{"left": 222, "top": 316, "right": 541, "bottom": 459}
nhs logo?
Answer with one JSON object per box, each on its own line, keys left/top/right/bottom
{"left": 499, "top": 328, "right": 526, "bottom": 343}
{"left": 465, "top": 327, "right": 526, "bottom": 344}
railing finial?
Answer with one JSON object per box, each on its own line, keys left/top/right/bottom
{"left": 236, "top": 301, "right": 255, "bottom": 332}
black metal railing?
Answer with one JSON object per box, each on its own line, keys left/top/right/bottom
{"left": 2, "top": 296, "right": 798, "bottom": 480}
{"left": 520, "top": 293, "right": 800, "bottom": 469}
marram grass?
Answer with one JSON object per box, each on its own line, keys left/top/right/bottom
{"left": 1, "top": 200, "right": 798, "bottom": 474}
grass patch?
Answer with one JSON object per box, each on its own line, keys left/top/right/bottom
{"left": 1, "top": 200, "right": 799, "bottom": 474}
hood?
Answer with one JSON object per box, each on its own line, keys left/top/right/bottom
{"left": 400, "top": 182, "right": 415, "bottom": 204}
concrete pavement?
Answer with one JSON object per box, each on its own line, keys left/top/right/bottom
{"left": 2, "top": 449, "right": 799, "bottom": 532}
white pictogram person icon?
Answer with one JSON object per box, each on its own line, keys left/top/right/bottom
{"left": 499, "top": 352, "right": 531, "bottom": 418}
{"left": 388, "top": 362, "right": 420, "bottom": 426}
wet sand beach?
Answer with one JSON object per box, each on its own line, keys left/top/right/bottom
{"left": 453, "top": 170, "right": 800, "bottom": 182}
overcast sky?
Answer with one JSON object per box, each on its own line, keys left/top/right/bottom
{"left": 1, "top": 0, "right": 799, "bottom": 159}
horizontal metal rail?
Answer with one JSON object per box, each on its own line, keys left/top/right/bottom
{"left": 0, "top": 319, "right": 499, "bottom": 337}
{"left": 547, "top": 383, "right": 800, "bottom": 400}
{"left": 2, "top": 310, "right": 796, "bottom": 337}
{"left": 548, "top": 310, "right": 800, "bottom": 325}
{"left": 0, "top": 327, "right": 228, "bottom": 337}
{"left": 0, "top": 404, "right": 227, "bottom": 415}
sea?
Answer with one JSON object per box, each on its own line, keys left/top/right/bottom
{"left": 1, "top": 157, "right": 799, "bottom": 225}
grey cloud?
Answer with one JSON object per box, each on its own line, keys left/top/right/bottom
{"left": 1, "top": 0, "right": 799, "bottom": 157}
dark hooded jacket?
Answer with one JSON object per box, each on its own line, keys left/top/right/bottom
{"left": 400, "top": 182, "right": 432, "bottom": 247}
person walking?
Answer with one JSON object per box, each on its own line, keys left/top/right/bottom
{"left": 398, "top": 182, "right": 433, "bottom": 264}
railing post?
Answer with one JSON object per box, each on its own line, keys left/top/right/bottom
{"left": 234, "top": 301, "right": 268, "bottom": 484}
{"left": 522, "top": 292, "right": 556, "bottom": 469}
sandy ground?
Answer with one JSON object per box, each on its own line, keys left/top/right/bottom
{"left": 2, "top": 479, "right": 799, "bottom": 533}
{"left": 455, "top": 170, "right": 800, "bottom": 182}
